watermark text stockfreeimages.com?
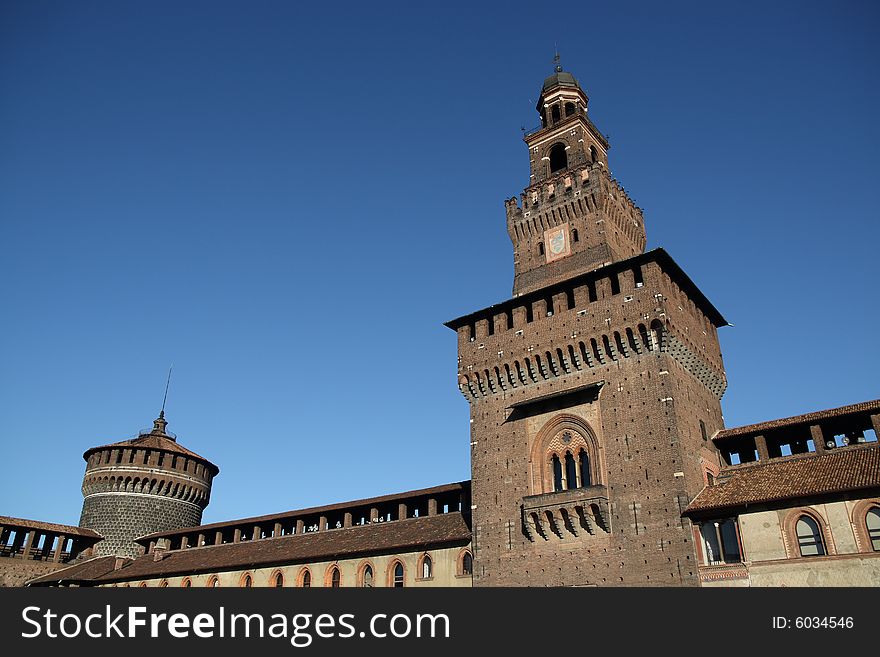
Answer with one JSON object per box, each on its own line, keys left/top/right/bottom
{"left": 21, "top": 605, "right": 450, "bottom": 647}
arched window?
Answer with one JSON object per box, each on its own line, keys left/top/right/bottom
{"left": 565, "top": 102, "right": 575, "bottom": 117}
{"left": 182, "top": 578, "right": 192, "bottom": 588}
{"left": 241, "top": 574, "right": 252, "bottom": 588}
{"left": 551, "top": 105, "right": 560, "bottom": 123}
{"left": 206, "top": 576, "right": 219, "bottom": 588}
{"left": 159, "top": 580, "right": 169, "bottom": 588}
{"left": 362, "top": 564, "right": 374, "bottom": 588}
{"left": 564, "top": 452, "right": 578, "bottom": 489}
{"left": 300, "top": 568, "right": 311, "bottom": 588}
{"left": 392, "top": 561, "right": 405, "bottom": 587}
{"left": 796, "top": 515, "right": 826, "bottom": 557}
{"left": 589, "top": 145, "right": 598, "bottom": 163}
{"left": 551, "top": 455, "right": 563, "bottom": 492}
{"left": 538, "top": 242, "right": 544, "bottom": 256}
{"left": 420, "top": 554, "right": 433, "bottom": 579}
{"left": 461, "top": 551, "right": 473, "bottom": 576}
{"left": 536, "top": 421, "right": 600, "bottom": 495}
{"left": 700, "top": 420, "right": 708, "bottom": 441}
{"left": 329, "top": 566, "right": 341, "bottom": 588}
{"left": 272, "top": 572, "right": 284, "bottom": 588}
{"left": 138, "top": 582, "right": 147, "bottom": 588}
{"left": 549, "top": 143, "right": 568, "bottom": 173}
{"left": 866, "top": 508, "right": 880, "bottom": 551}
{"left": 578, "top": 449, "right": 591, "bottom": 487}
{"left": 571, "top": 228, "right": 579, "bottom": 243}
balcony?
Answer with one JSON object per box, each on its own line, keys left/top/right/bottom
{"left": 521, "top": 485, "right": 611, "bottom": 541}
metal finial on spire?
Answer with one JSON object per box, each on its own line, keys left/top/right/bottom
{"left": 553, "top": 47, "right": 562, "bottom": 72}
{"left": 160, "top": 365, "right": 173, "bottom": 417}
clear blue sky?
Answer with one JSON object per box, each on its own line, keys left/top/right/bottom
{"left": 2, "top": 1, "right": 877, "bottom": 526}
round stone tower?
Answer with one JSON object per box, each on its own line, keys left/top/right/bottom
{"left": 78, "top": 412, "right": 219, "bottom": 558}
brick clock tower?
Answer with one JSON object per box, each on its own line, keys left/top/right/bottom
{"left": 447, "top": 64, "right": 729, "bottom": 586}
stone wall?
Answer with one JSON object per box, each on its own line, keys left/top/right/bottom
{"left": 80, "top": 494, "right": 203, "bottom": 558}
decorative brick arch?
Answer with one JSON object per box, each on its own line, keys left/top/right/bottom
{"left": 417, "top": 552, "right": 434, "bottom": 580}
{"left": 205, "top": 575, "right": 220, "bottom": 588}
{"left": 386, "top": 559, "right": 406, "bottom": 587}
{"left": 268, "top": 569, "right": 285, "bottom": 587}
{"left": 781, "top": 508, "right": 836, "bottom": 558}
{"left": 324, "top": 564, "right": 342, "bottom": 588}
{"left": 456, "top": 548, "right": 473, "bottom": 577}
{"left": 239, "top": 571, "right": 254, "bottom": 588}
{"left": 851, "top": 498, "right": 880, "bottom": 553}
{"left": 529, "top": 414, "right": 604, "bottom": 494}
{"left": 357, "top": 560, "right": 375, "bottom": 588}
{"left": 297, "top": 567, "right": 312, "bottom": 588}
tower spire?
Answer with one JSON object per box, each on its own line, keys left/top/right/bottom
{"left": 152, "top": 366, "right": 173, "bottom": 437}
{"left": 160, "top": 365, "right": 173, "bottom": 417}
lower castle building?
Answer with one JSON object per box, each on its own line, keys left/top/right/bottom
{"left": 3, "top": 65, "right": 879, "bottom": 588}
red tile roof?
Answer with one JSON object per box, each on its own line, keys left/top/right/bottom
{"left": 136, "top": 480, "right": 471, "bottom": 543}
{"left": 0, "top": 516, "right": 102, "bottom": 540}
{"left": 99, "top": 512, "right": 470, "bottom": 583}
{"left": 83, "top": 432, "right": 218, "bottom": 473}
{"left": 684, "top": 443, "right": 880, "bottom": 516}
{"left": 716, "top": 399, "right": 880, "bottom": 439}
{"left": 26, "top": 556, "right": 130, "bottom": 586}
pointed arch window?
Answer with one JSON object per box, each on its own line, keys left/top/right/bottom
{"left": 300, "top": 569, "right": 311, "bottom": 588}
{"left": 330, "top": 567, "right": 341, "bottom": 588}
{"left": 362, "top": 564, "right": 374, "bottom": 588}
{"left": 796, "top": 515, "right": 826, "bottom": 557}
{"left": 420, "top": 554, "right": 433, "bottom": 579}
{"left": 392, "top": 561, "right": 405, "bottom": 588}
{"left": 551, "top": 455, "right": 563, "bottom": 492}
{"left": 564, "top": 452, "right": 578, "bottom": 489}
{"left": 551, "top": 104, "right": 561, "bottom": 123}
{"left": 462, "top": 551, "right": 473, "bottom": 576}
{"left": 272, "top": 572, "right": 284, "bottom": 588}
{"left": 867, "top": 508, "right": 880, "bottom": 551}
{"left": 578, "top": 449, "right": 591, "bottom": 487}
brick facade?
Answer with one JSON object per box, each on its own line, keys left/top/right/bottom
{"left": 448, "top": 66, "right": 728, "bottom": 586}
